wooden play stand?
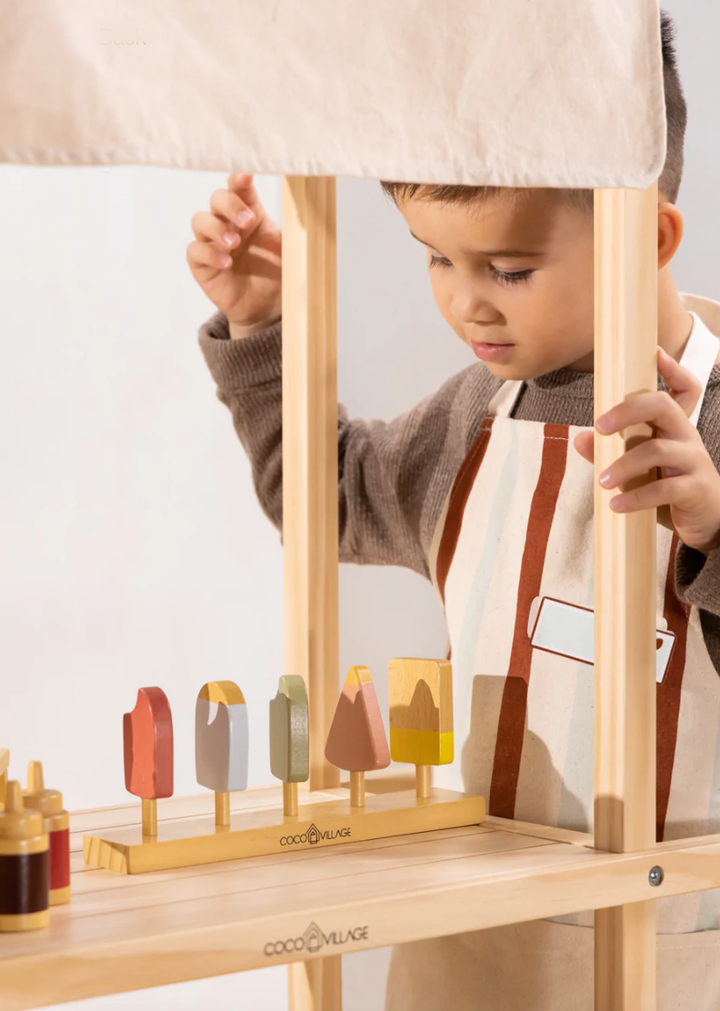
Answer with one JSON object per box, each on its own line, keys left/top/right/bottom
{"left": 3, "top": 176, "right": 720, "bottom": 1011}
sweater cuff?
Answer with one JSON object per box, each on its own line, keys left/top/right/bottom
{"left": 675, "top": 540, "right": 720, "bottom": 616}
{"left": 198, "top": 309, "right": 282, "bottom": 391}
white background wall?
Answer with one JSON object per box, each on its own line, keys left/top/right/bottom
{"left": 0, "top": 1, "right": 716, "bottom": 1007}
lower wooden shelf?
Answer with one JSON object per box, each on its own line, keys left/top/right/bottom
{"left": 2, "top": 781, "right": 720, "bottom": 1011}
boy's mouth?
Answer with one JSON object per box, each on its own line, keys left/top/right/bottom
{"left": 471, "top": 340, "right": 515, "bottom": 363}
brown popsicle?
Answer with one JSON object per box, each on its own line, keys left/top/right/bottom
{"left": 123, "top": 687, "right": 173, "bottom": 836}
{"left": 325, "top": 666, "right": 390, "bottom": 808}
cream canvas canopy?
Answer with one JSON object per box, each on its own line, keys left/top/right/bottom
{"left": 2, "top": 0, "right": 665, "bottom": 187}
{"left": 1, "top": 3, "right": 695, "bottom": 1011}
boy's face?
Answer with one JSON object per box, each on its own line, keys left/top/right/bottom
{"left": 398, "top": 188, "right": 596, "bottom": 378}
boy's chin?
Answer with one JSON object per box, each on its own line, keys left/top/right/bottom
{"left": 483, "top": 360, "right": 536, "bottom": 382}
{"left": 484, "top": 354, "right": 571, "bottom": 382}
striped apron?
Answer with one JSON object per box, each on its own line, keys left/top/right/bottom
{"left": 386, "top": 299, "right": 720, "bottom": 1011}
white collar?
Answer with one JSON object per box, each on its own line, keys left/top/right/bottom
{"left": 678, "top": 302, "right": 719, "bottom": 428}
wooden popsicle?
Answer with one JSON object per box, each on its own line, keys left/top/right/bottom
{"left": 195, "top": 681, "right": 249, "bottom": 827}
{"left": 388, "top": 658, "right": 454, "bottom": 798}
{"left": 123, "top": 687, "right": 174, "bottom": 836}
{"left": 325, "top": 666, "right": 390, "bottom": 808}
{"left": 269, "top": 675, "right": 309, "bottom": 816}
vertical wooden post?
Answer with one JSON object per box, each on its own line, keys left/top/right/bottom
{"left": 593, "top": 181, "right": 659, "bottom": 1010}
{"left": 282, "top": 175, "right": 342, "bottom": 1011}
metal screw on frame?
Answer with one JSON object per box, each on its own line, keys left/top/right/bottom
{"left": 648, "top": 865, "right": 664, "bottom": 887}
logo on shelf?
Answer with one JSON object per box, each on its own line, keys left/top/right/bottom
{"left": 279, "top": 822, "right": 352, "bottom": 847}
{"left": 264, "top": 920, "right": 370, "bottom": 957}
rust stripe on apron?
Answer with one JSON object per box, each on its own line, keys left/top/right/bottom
{"left": 657, "top": 532, "right": 691, "bottom": 841}
{"left": 489, "top": 423, "right": 569, "bottom": 819}
{"left": 436, "top": 415, "right": 494, "bottom": 604}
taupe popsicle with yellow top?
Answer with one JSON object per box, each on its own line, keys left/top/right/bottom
{"left": 195, "top": 680, "right": 249, "bottom": 827}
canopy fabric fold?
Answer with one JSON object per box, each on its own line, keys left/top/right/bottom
{"left": 1, "top": 0, "right": 665, "bottom": 188}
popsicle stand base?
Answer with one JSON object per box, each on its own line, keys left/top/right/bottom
{"left": 83, "top": 787, "right": 486, "bottom": 874}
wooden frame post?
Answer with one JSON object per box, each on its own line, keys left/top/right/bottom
{"left": 282, "top": 175, "right": 342, "bottom": 1010}
{"left": 594, "top": 181, "right": 659, "bottom": 1009}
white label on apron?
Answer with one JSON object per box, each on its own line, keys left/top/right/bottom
{"left": 530, "top": 596, "right": 676, "bottom": 684}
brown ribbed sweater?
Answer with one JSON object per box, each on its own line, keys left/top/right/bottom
{"left": 198, "top": 309, "right": 720, "bottom": 674}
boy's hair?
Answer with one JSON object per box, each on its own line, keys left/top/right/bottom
{"left": 380, "top": 9, "right": 687, "bottom": 214}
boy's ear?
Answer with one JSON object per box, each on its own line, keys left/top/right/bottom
{"left": 658, "top": 202, "right": 684, "bottom": 269}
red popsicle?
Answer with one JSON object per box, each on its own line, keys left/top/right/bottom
{"left": 123, "top": 688, "right": 173, "bottom": 835}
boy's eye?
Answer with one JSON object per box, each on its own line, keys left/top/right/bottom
{"left": 490, "top": 267, "right": 534, "bottom": 286}
{"left": 428, "top": 254, "right": 533, "bottom": 286}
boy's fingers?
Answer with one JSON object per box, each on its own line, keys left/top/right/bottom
{"left": 186, "top": 239, "right": 233, "bottom": 271}
{"left": 657, "top": 346, "right": 703, "bottom": 420}
{"left": 596, "top": 390, "right": 692, "bottom": 442}
{"left": 227, "top": 172, "right": 265, "bottom": 220}
{"left": 599, "top": 437, "right": 687, "bottom": 490}
{"left": 228, "top": 171, "right": 253, "bottom": 189}
{"left": 609, "top": 474, "right": 694, "bottom": 514}
{"left": 209, "top": 188, "right": 258, "bottom": 230}
{"left": 190, "top": 210, "right": 240, "bottom": 250}
{"left": 573, "top": 429, "right": 594, "bottom": 463}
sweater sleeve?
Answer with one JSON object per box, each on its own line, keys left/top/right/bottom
{"left": 675, "top": 543, "right": 720, "bottom": 615}
{"left": 675, "top": 376, "right": 720, "bottom": 619}
{"left": 198, "top": 310, "right": 491, "bottom": 579}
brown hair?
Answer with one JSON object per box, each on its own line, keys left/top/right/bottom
{"left": 380, "top": 10, "right": 687, "bottom": 214}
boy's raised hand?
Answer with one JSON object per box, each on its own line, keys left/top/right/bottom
{"left": 573, "top": 347, "right": 720, "bottom": 555}
{"left": 187, "top": 173, "right": 282, "bottom": 336}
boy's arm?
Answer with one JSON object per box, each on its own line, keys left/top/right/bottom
{"left": 675, "top": 538, "right": 720, "bottom": 615}
{"left": 675, "top": 538, "right": 720, "bottom": 678}
{"left": 675, "top": 388, "right": 720, "bottom": 619}
{"left": 198, "top": 310, "right": 492, "bottom": 579}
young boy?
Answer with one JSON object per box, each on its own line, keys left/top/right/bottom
{"left": 187, "top": 11, "right": 720, "bottom": 1009}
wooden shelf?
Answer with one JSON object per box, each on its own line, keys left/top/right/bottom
{"left": 3, "top": 784, "right": 720, "bottom": 1011}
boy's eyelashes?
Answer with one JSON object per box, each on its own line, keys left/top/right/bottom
{"left": 428, "top": 255, "right": 534, "bottom": 286}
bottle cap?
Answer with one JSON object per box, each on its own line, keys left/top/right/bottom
{"left": 23, "top": 762, "right": 64, "bottom": 817}
{"left": 0, "top": 781, "right": 45, "bottom": 840}
{"left": 0, "top": 747, "right": 8, "bottom": 808}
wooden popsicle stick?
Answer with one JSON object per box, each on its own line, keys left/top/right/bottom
{"left": 215, "top": 792, "right": 230, "bottom": 828}
{"left": 349, "top": 771, "right": 365, "bottom": 809}
{"left": 283, "top": 782, "right": 299, "bottom": 818}
{"left": 141, "top": 798, "right": 157, "bottom": 838}
{"left": 416, "top": 765, "right": 431, "bottom": 800}
{"left": 593, "top": 182, "right": 658, "bottom": 1011}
